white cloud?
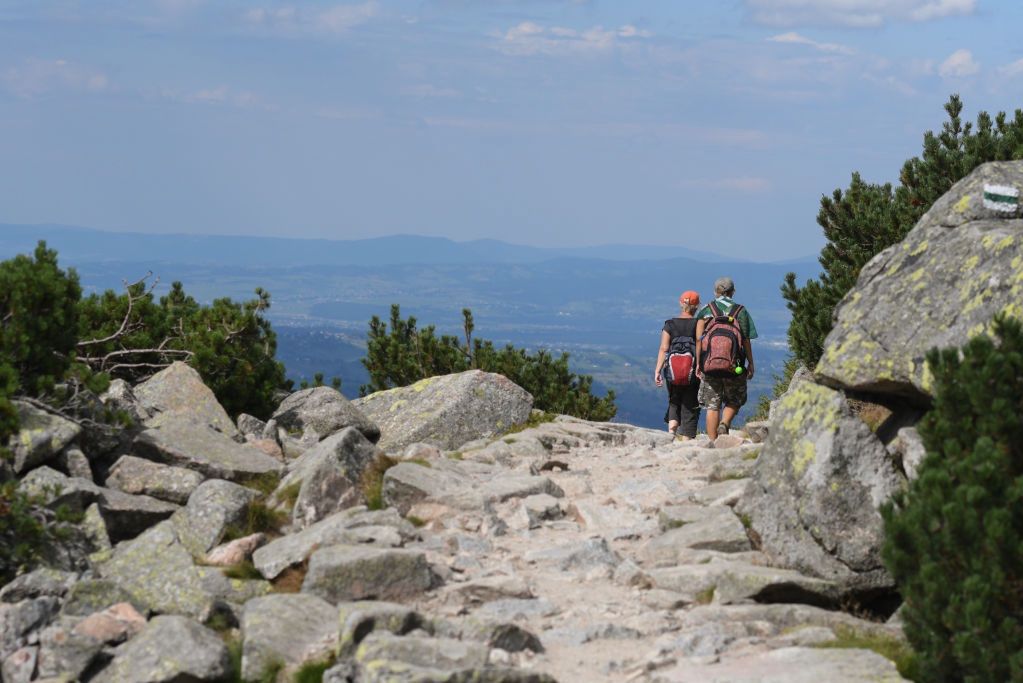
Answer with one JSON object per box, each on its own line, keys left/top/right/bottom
{"left": 494, "top": 21, "right": 651, "bottom": 57}
{"left": 938, "top": 48, "right": 979, "bottom": 78}
{"left": 243, "top": 2, "right": 376, "bottom": 36}
{"left": 744, "top": 0, "right": 975, "bottom": 28}
{"left": 767, "top": 31, "right": 853, "bottom": 54}
{"left": 1, "top": 59, "right": 109, "bottom": 99}
{"left": 160, "top": 85, "right": 265, "bottom": 109}
{"left": 680, "top": 176, "right": 772, "bottom": 192}
{"left": 402, "top": 83, "right": 460, "bottom": 98}
{"left": 998, "top": 58, "right": 1023, "bottom": 78}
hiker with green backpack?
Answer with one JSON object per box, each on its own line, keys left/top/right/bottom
{"left": 695, "top": 276, "right": 758, "bottom": 440}
{"left": 654, "top": 290, "right": 702, "bottom": 440}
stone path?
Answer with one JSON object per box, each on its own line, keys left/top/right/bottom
{"left": 396, "top": 417, "right": 908, "bottom": 683}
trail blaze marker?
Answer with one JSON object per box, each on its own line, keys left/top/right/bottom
{"left": 982, "top": 184, "right": 1020, "bottom": 213}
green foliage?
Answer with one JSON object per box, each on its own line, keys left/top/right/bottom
{"left": 78, "top": 280, "right": 287, "bottom": 419}
{"left": 783, "top": 95, "right": 1023, "bottom": 372}
{"left": 221, "top": 560, "right": 264, "bottom": 581}
{"left": 293, "top": 659, "right": 334, "bottom": 683}
{"left": 0, "top": 361, "right": 18, "bottom": 461}
{"left": 0, "top": 481, "right": 62, "bottom": 583}
{"left": 0, "top": 242, "right": 81, "bottom": 396}
{"left": 238, "top": 472, "right": 283, "bottom": 497}
{"left": 222, "top": 500, "right": 289, "bottom": 542}
{"left": 813, "top": 626, "right": 919, "bottom": 681}
{"left": 299, "top": 372, "right": 342, "bottom": 391}
{"left": 361, "top": 305, "right": 617, "bottom": 421}
{"left": 882, "top": 315, "right": 1023, "bottom": 683}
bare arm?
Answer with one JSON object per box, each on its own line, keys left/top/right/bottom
{"left": 654, "top": 330, "right": 670, "bottom": 385}
{"left": 695, "top": 318, "right": 706, "bottom": 378}
{"left": 744, "top": 339, "right": 755, "bottom": 380}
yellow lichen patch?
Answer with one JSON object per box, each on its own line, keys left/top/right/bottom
{"left": 792, "top": 441, "right": 816, "bottom": 477}
{"left": 830, "top": 481, "right": 839, "bottom": 493}
{"left": 411, "top": 376, "right": 438, "bottom": 392}
{"left": 995, "top": 235, "right": 1015, "bottom": 251}
{"left": 388, "top": 399, "right": 407, "bottom": 412}
{"left": 920, "top": 362, "right": 935, "bottom": 395}
{"left": 909, "top": 268, "right": 926, "bottom": 282}
{"left": 909, "top": 240, "right": 929, "bottom": 256}
{"left": 819, "top": 329, "right": 883, "bottom": 381}
{"left": 955, "top": 195, "right": 971, "bottom": 213}
{"left": 962, "top": 255, "right": 980, "bottom": 271}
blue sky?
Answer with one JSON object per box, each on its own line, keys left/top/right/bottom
{"left": 1, "top": 0, "right": 1022, "bottom": 260}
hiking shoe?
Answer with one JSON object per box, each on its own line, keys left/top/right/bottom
{"left": 675, "top": 434, "right": 692, "bottom": 442}
{"left": 718, "top": 422, "right": 730, "bottom": 435}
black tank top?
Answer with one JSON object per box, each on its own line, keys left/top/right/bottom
{"left": 663, "top": 317, "right": 698, "bottom": 340}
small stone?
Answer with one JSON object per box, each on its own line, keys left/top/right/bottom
{"left": 72, "top": 603, "right": 146, "bottom": 645}
{"left": 205, "top": 533, "right": 266, "bottom": 567}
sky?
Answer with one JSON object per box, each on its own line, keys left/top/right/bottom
{"left": 1, "top": 0, "right": 1023, "bottom": 261}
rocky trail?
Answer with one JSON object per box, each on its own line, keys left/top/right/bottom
{"left": 0, "top": 364, "right": 911, "bottom": 683}
{"left": 384, "top": 416, "right": 909, "bottom": 683}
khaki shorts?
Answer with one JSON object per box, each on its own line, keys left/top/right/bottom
{"left": 698, "top": 376, "right": 748, "bottom": 411}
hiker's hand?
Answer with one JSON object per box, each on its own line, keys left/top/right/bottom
{"left": 696, "top": 370, "right": 704, "bottom": 380}
{"left": 654, "top": 372, "right": 663, "bottom": 387}
{"left": 747, "top": 365, "right": 755, "bottom": 381}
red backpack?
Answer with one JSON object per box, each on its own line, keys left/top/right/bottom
{"left": 700, "top": 301, "right": 747, "bottom": 378}
{"left": 663, "top": 331, "right": 697, "bottom": 386}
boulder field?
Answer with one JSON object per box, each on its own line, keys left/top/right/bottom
{"left": 2, "top": 364, "right": 909, "bottom": 682}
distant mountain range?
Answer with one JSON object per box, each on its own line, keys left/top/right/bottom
{"left": 0, "top": 224, "right": 816, "bottom": 268}
{"left": 0, "top": 222, "right": 822, "bottom": 429}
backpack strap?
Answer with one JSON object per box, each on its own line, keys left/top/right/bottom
{"left": 729, "top": 304, "right": 745, "bottom": 321}
{"left": 708, "top": 300, "right": 722, "bottom": 318}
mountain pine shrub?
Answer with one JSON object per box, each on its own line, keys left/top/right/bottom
{"left": 362, "top": 305, "right": 617, "bottom": 421}
{"left": 0, "top": 241, "right": 81, "bottom": 395}
{"left": 78, "top": 279, "right": 287, "bottom": 419}
{"left": 783, "top": 95, "right": 1023, "bottom": 372}
{"left": 882, "top": 315, "right": 1023, "bottom": 683}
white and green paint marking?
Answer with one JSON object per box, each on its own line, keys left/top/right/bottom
{"left": 983, "top": 184, "right": 1019, "bottom": 213}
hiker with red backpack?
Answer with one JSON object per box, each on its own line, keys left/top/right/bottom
{"left": 695, "top": 277, "right": 758, "bottom": 440}
{"left": 654, "top": 290, "right": 702, "bottom": 440}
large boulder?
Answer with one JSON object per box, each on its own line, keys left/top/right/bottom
{"left": 133, "top": 416, "right": 282, "bottom": 482}
{"left": 301, "top": 545, "right": 436, "bottom": 604}
{"left": 171, "top": 479, "right": 260, "bottom": 556}
{"left": 817, "top": 160, "right": 1023, "bottom": 399}
{"left": 8, "top": 401, "right": 81, "bottom": 475}
{"left": 18, "top": 466, "right": 178, "bottom": 542}
{"left": 736, "top": 381, "right": 903, "bottom": 597}
{"left": 93, "top": 615, "right": 229, "bottom": 683}
{"left": 241, "top": 594, "right": 338, "bottom": 680}
{"left": 105, "top": 455, "right": 204, "bottom": 504}
{"left": 279, "top": 427, "right": 380, "bottom": 528}
{"left": 272, "top": 386, "right": 380, "bottom": 444}
{"left": 133, "top": 361, "right": 239, "bottom": 437}
{"left": 252, "top": 507, "right": 415, "bottom": 580}
{"left": 96, "top": 521, "right": 217, "bottom": 619}
{"left": 353, "top": 370, "right": 533, "bottom": 453}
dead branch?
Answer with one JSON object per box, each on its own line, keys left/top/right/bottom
{"left": 13, "top": 395, "right": 106, "bottom": 430}
{"left": 76, "top": 271, "right": 158, "bottom": 348}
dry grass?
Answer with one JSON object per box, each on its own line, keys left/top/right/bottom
{"left": 271, "top": 559, "right": 309, "bottom": 594}
{"left": 360, "top": 453, "right": 398, "bottom": 510}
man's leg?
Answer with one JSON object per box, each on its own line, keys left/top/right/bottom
{"left": 721, "top": 405, "right": 739, "bottom": 430}
{"left": 705, "top": 409, "right": 720, "bottom": 439}
{"left": 668, "top": 420, "right": 679, "bottom": 434}
{"left": 718, "top": 378, "right": 747, "bottom": 433}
